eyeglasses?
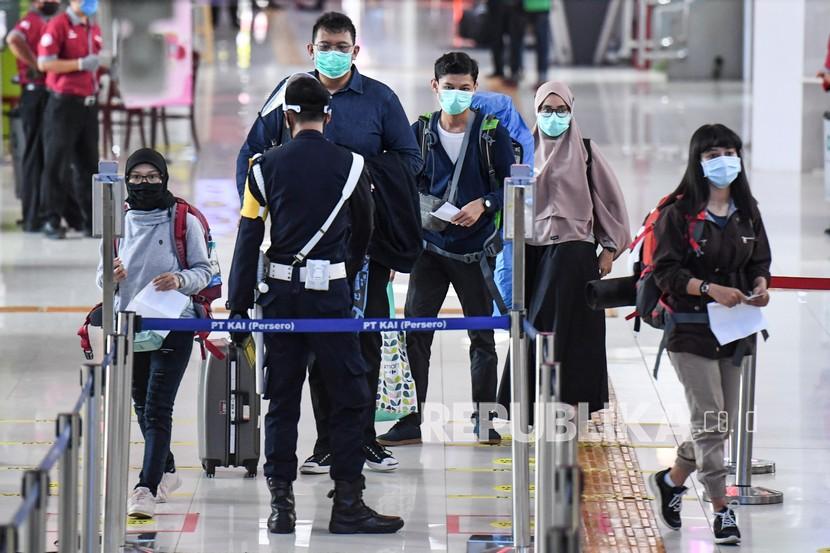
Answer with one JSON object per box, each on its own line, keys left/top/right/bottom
{"left": 127, "top": 173, "right": 163, "bottom": 185}
{"left": 315, "top": 42, "right": 354, "bottom": 54}
{"left": 538, "top": 106, "right": 570, "bottom": 116}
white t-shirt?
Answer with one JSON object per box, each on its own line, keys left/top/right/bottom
{"left": 437, "top": 124, "right": 465, "bottom": 164}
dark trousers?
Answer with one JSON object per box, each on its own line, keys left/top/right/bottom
{"left": 402, "top": 251, "right": 498, "bottom": 425}
{"left": 18, "top": 88, "right": 48, "bottom": 231}
{"left": 488, "top": 0, "right": 515, "bottom": 77}
{"left": 308, "top": 259, "right": 389, "bottom": 455}
{"left": 263, "top": 280, "right": 370, "bottom": 482}
{"left": 132, "top": 331, "right": 194, "bottom": 495}
{"left": 511, "top": 10, "right": 551, "bottom": 79}
{"left": 41, "top": 95, "right": 98, "bottom": 232}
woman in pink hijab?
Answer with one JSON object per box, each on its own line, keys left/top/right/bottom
{"left": 499, "top": 81, "right": 630, "bottom": 415}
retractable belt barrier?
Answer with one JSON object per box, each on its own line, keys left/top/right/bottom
{"left": 139, "top": 315, "right": 510, "bottom": 334}
{"left": 1, "top": 358, "right": 108, "bottom": 553}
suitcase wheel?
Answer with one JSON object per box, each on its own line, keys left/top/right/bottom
{"left": 202, "top": 460, "right": 217, "bottom": 478}
{"left": 244, "top": 460, "right": 258, "bottom": 479}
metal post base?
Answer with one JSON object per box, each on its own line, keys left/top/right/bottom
{"left": 467, "top": 535, "right": 532, "bottom": 553}
{"left": 725, "top": 458, "right": 775, "bottom": 475}
{"left": 703, "top": 485, "right": 784, "bottom": 505}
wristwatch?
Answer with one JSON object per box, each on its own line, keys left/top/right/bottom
{"left": 175, "top": 274, "right": 185, "bottom": 290}
{"left": 483, "top": 198, "right": 494, "bottom": 213}
{"left": 699, "top": 281, "right": 710, "bottom": 297}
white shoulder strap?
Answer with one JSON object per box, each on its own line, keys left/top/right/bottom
{"left": 294, "top": 152, "right": 365, "bottom": 265}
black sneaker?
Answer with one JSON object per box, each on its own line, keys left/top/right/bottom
{"left": 43, "top": 221, "right": 67, "bottom": 240}
{"left": 649, "top": 468, "right": 687, "bottom": 530}
{"left": 472, "top": 411, "right": 502, "bottom": 445}
{"left": 299, "top": 452, "right": 331, "bottom": 475}
{"left": 713, "top": 506, "right": 741, "bottom": 545}
{"left": 363, "top": 442, "right": 399, "bottom": 472}
{"left": 377, "top": 421, "right": 422, "bottom": 446}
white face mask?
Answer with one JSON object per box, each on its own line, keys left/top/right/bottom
{"left": 701, "top": 155, "right": 741, "bottom": 188}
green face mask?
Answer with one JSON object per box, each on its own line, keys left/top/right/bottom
{"left": 315, "top": 50, "right": 353, "bottom": 79}
{"left": 438, "top": 89, "right": 473, "bottom": 116}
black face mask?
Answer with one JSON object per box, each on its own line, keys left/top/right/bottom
{"left": 126, "top": 183, "right": 174, "bottom": 211}
{"left": 40, "top": 3, "right": 60, "bottom": 17}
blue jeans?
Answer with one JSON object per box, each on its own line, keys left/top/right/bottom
{"left": 494, "top": 240, "right": 513, "bottom": 314}
{"left": 132, "top": 331, "right": 193, "bottom": 495}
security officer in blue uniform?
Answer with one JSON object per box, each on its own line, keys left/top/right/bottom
{"left": 227, "top": 75, "right": 404, "bottom": 535}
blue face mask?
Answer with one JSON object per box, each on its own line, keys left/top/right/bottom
{"left": 80, "top": 0, "right": 98, "bottom": 16}
{"left": 701, "top": 155, "right": 741, "bottom": 189}
{"left": 438, "top": 89, "right": 474, "bottom": 116}
{"left": 314, "top": 50, "right": 353, "bottom": 80}
{"left": 537, "top": 112, "right": 572, "bottom": 138}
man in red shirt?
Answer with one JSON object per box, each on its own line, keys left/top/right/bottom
{"left": 37, "top": 0, "right": 103, "bottom": 239}
{"left": 5, "top": 0, "right": 61, "bottom": 232}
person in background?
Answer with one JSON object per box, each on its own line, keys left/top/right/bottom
{"left": 37, "top": 0, "right": 103, "bottom": 239}
{"left": 498, "top": 81, "right": 630, "bottom": 420}
{"left": 5, "top": 0, "right": 61, "bottom": 233}
{"left": 650, "top": 124, "right": 771, "bottom": 546}
{"left": 97, "top": 149, "right": 212, "bottom": 519}
{"left": 378, "top": 53, "right": 514, "bottom": 447}
{"left": 816, "top": 34, "right": 830, "bottom": 235}
{"left": 512, "top": 0, "right": 551, "bottom": 89}
{"left": 486, "top": 0, "right": 519, "bottom": 86}
{"left": 237, "top": 11, "right": 421, "bottom": 476}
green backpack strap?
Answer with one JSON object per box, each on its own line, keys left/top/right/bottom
{"left": 479, "top": 114, "right": 500, "bottom": 194}
{"left": 417, "top": 112, "right": 436, "bottom": 165}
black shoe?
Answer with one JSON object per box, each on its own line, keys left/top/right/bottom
{"left": 713, "top": 506, "right": 741, "bottom": 545}
{"left": 43, "top": 222, "right": 67, "bottom": 240}
{"left": 649, "top": 468, "right": 687, "bottom": 530}
{"left": 377, "top": 420, "right": 422, "bottom": 446}
{"left": 327, "top": 475, "right": 404, "bottom": 534}
{"left": 299, "top": 452, "right": 331, "bottom": 475}
{"left": 266, "top": 478, "right": 296, "bottom": 534}
{"left": 472, "top": 411, "right": 502, "bottom": 445}
{"left": 363, "top": 442, "right": 399, "bottom": 472}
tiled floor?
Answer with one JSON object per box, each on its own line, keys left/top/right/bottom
{"left": 2, "top": 1, "right": 830, "bottom": 552}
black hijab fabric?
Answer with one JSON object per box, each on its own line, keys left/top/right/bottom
{"left": 125, "top": 148, "right": 176, "bottom": 211}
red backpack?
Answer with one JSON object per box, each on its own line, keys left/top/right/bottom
{"left": 628, "top": 194, "right": 707, "bottom": 376}
{"left": 78, "top": 198, "right": 224, "bottom": 360}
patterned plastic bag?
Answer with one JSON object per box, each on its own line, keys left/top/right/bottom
{"left": 375, "top": 284, "right": 418, "bottom": 422}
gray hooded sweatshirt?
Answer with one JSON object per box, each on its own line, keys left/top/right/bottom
{"left": 96, "top": 208, "right": 212, "bottom": 317}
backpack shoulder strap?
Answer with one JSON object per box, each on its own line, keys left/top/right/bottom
{"left": 172, "top": 198, "right": 191, "bottom": 270}
{"left": 479, "top": 114, "right": 500, "bottom": 193}
{"left": 417, "top": 112, "right": 435, "bottom": 163}
{"left": 583, "top": 138, "right": 595, "bottom": 195}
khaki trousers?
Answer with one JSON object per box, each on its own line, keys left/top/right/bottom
{"left": 669, "top": 351, "right": 742, "bottom": 499}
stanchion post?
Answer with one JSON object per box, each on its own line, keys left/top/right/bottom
{"left": 102, "top": 330, "right": 126, "bottom": 552}
{"left": 92, "top": 161, "right": 124, "bottom": 340}
{"left": 723, "top": 334, "right": 783, "bottom": 505}
{"left": 57, "top": 413, "right": 81, "bottom": 553}
{"left": 509, "top": 183, "right": 531, "bottom": 552}
{"left": 81, "top": 363, "right": 102, "bottom": 553}
{"left": 1, "top": 525, "right": 18, "bottom": 553}
{"left": 22, "top": 469, "right": 48, "bottom": 553}
{"left": 534, "top": 333, "right": 555, "bottom": 553}
{"left": 117, "top": 312, "right": 135, "bottom": 547}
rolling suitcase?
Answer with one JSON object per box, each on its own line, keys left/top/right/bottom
{"left": 198, "top": 337, "right": 261, "bottom": 478}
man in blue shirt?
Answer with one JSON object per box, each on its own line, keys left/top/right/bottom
{"left": 377, "top": 52, "right": 514, "bottom": 447}
{"left": 236, "top": 12, "right": 421, "bottom": 476}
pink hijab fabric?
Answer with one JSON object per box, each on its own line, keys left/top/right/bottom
{"left": 530, "top": 81, "right": 630, "bottom": 257}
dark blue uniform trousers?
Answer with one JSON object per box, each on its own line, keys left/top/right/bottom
{"left": 262, "top": 279, "right": 370, "bottom": 483}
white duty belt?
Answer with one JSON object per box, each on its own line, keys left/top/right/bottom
{"left": 268, "top": 262, "right": 347, "bottom": 282}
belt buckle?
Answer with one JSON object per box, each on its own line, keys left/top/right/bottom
{"left": 84, "top": 96, "right": 96, "bottom": 107}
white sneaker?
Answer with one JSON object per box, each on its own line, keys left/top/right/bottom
{"left": 127, "top": 487, "right": 156, "bottom": 519}
{"left": 156, "top": 472, "right": 182, "bottom": 503}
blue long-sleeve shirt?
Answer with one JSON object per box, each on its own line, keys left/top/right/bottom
{"left": 236, "top": 66, "right": 422, "bottom": 197}
{"left": 414, "top": 110, "right": 515, "bottom": 255}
